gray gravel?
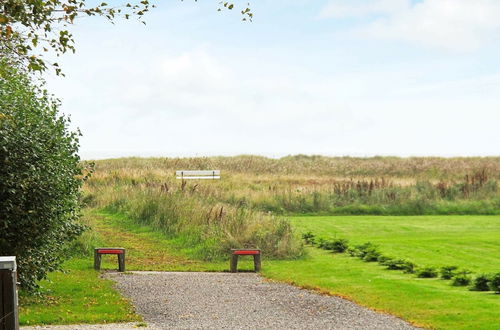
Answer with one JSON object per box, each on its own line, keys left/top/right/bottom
{"left": 102, "top": 271, "right": 416, "bottom": 330}
{"left": 22, "top": 323, "right": 159, "bottom": 329}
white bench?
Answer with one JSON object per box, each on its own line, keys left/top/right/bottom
{"left": 176, "top": 170, "right": 220, "bottom": 180}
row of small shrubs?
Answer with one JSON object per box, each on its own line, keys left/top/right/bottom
{"left": 301, "top": 231, "right": 500, "bottom": 293}
{"left": 302, "top": 233, "right": 350, "bottom": 253}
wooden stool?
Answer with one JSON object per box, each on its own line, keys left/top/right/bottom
{"left": 94, "top": 248, "right": 125, "bottom": 272}
{"left": 230, "top": 249, "right": 261, "bottom": 273}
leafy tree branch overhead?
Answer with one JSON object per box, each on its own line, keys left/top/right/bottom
{"left": 0, "top": 0, "right": 252, "bottom": 74}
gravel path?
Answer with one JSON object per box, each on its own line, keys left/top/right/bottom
{"left": 98, "top": 271, "right": 416, "bottom": 330}
{"left": 22, "top": 323, "right": 159, "bottom": 329}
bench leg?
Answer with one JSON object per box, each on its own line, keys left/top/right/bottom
{"left": 254, "top": 254, "right": 261, "bottom": 272}
{"left": 230, "top": 254, "right": 238, "bottom": 273}
{"left": 94, "top": 251, "right": 101, "bottom": 271}
{"left": 118, "top": 252, "right": 125, "bottom": 272}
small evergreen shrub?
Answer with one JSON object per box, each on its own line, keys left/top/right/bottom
{"left": 331, "top": 238, "right": 349, "bottom": 253}
{"left": 355, "top": 242, "right": 376, "bottom": 253}
{"left": 385, "top": 259, "right": 409, "bottom": 270}
{"left": 302, "top": 231, "right": 316, "bottom": 245}
{"left": 471, "top": 274, "right": 491, "bottom": 291}
{"left": 401, "top": 261, "right": 416, "bottom": 274}
{"left": 440, "top": 266, "right": 458, "bottom": 280}
{"left": 347, "top": 247, "right": 360, "bottom": 257}
{"left": 490, "top": 273, "right": 500, "bottom": 293}
{"left": 417, "top": 267, "right": 438, "bottom": 278}
{"left": 317, "top": 238, "right": 327, "bottom": 249}
{"left": 317, "top": 239, "right": 335, "bottom": 250}
{"left": 452, "top": 271, "right": 472, "bottom": 286}
{"left": 377, "top": 255, "right": 393, "bottom": 266}
{"left": 317, "top": 238, "right": 349, "bottom": 253}
{"left": 383, "top": 259, "right": 415, "bottom": 273}
{"left": 355, "top": 242, "right": 380, "bottom": 261}
{"left": 363, "top": 250, "right": 381, "bottom": 262}
{"left": 323, "top": 241, "right": 337, "bottom": 251}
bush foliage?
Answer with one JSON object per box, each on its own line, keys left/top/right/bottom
{"left": 490, "top": 273, "right": 500, "bottom": 293}
{"left": 354, "top": 242, "right": 380, "bottom": 262}
{"left": 440, "top": 266, "right": 459, "bottom": 280}
{"left": 301, "top": 232, "right": 316, "bottom": 245}
{"left": 417, "top": 267, "right": 438, "bottom": 278}
{"left": 452, "top": 271, "right": 472, "bottom": 287}
{"left": 471, "top": 274, "right": 491, "bottom": 291}
{"left": 0, "top": 62, "right": 85, "bottom": 291}
{"left": 384, "top": 259, "right": 416, "bottom": 273}
{"left": 316, "top": 238, "right": 349, "bottom": 253}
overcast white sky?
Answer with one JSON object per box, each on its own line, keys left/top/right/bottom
{"left": 46, "top": 0, "right": 500, "bottom": 159}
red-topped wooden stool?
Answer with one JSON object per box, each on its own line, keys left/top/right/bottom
{"left": 230, "top": 249, "right": 261, "bottom": 273}
{"left": 94, "top": 248, "right": 126, "bottom": 272}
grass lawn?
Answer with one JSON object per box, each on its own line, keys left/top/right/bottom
{"left": 260, "top": 215, "right": 500, "bottom": 329}
{"left": 289, "top": 215, "right": 500, "bottom": 273}
{"left": 264, "top": 248, "right": 500, "bottom": 329}
{"left": 20, "top": 213, "right": 500, "bottom": 329}
{"left": 19, "top": 258, "right": 140, "bottom": 326}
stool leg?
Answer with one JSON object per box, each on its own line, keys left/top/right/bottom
{"left": 254, "top": 254, "right": 261, "bottom": 272}
{"left": 230, "top": 254, "right": 238, "bottom": 273}
{"left": 118, "top": 253, "right": 125, "bottom": 272}
{"left": 94, "top": 250, "right": 101, "bottom": 271}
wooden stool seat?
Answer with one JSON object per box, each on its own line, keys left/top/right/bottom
{"left": 230, "top": 249, "right": 261, "bottom": 272}
{"left": 94, "top": 248, "right": 126, "bottom": 272}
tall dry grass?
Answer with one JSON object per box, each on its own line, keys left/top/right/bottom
{"left": 84, "top": 174, "right": 303, "bottom": 260}
{"left": 82, "top": 156, "right": 500, "bottom": 259}
{"left": 89, "top": 155, "right": 500, "bottom": 180}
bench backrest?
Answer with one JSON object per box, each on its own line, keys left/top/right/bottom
{"left": 176, "top": 170, "right": 221, "bottom": 180}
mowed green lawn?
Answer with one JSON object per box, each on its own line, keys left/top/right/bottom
{"left": 260, "top": 215, "right": 500, "bottom": 329}
{"left": 19, "top": 258, "right": 141, "bottom": 326}
{"left": 290, "top": 215, "right": 500, "bottom": 273}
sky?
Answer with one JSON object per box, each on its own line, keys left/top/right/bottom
{"left": 45, "top": 0, "right": 500, "bottom": 159}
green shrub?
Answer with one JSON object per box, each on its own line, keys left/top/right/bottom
{"left": 377, "top": 255, "right": 393, "bottom": 266}
{"left": 490, "top": 273, "right": 500, "bottom": 293}
{"left": 331, "top": 238, "right": 349, "bottom": 253}
{"left": 363, "top": 250, "right": 381, "bottom": 262}
{"left": 401, "top": 261, "right": 416, "bottom": 274}
{"left": 471, "top": 274, "right": 491, "bottom": 291}
{"left": 354, "top": 242, "right": 379, "bottom": 260}
{"left": 417, "top": 267, "right": 438, "bottom": 278}
{"left": 347, "top": 247, "right": 360, "bottom": 257}
{"left": 378, "top": 255, "right": 416, "bottom": 273}
{"left": 0, "top": 62, "right": 85, "bottom": 291}
{"left": 452, "top": 271, "right": 472, "bottom": 286}
{"left": 385, "top": 259, "right": 415, "bottom": 273}
{"left": 316, "top": 238, "right": 349, "bottom": 253}
{"left": 301, "top": 231, "right": 316, "bottom": 245}
{"left": 317, "top": 238, "right": 328, "bottom": 249}
{"left": 385, "top": 259, "right": 405, "bottom": 270}
{"left": 440, "top": 266, "right": 458, "bottom": 280}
